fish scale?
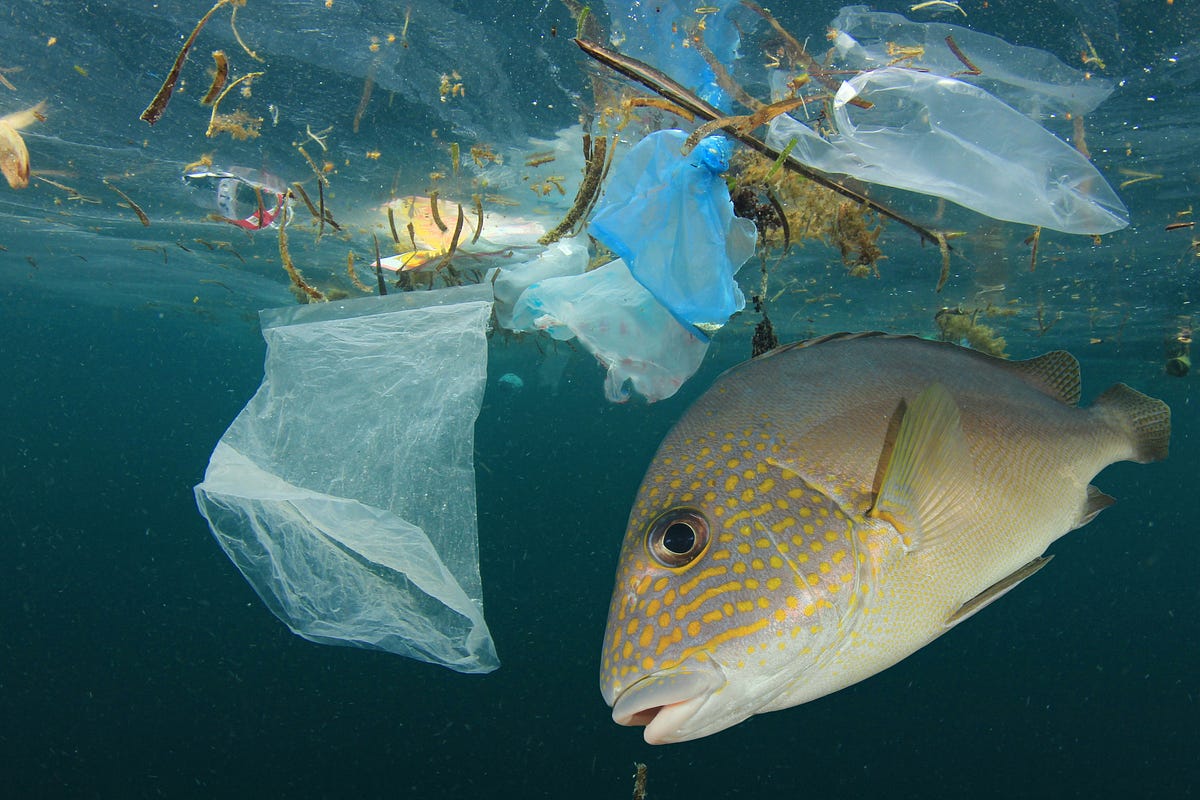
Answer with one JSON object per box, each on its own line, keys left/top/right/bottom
{"left": 601, "top": 332, "right": 1170, "bottom": 743}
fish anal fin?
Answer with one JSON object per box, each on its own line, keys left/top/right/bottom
{"left": 869, "top": 383, "right": 975, "bottom": 553}
{"left": 1005, "top": 350, "right": 1082, "bottom": 406}
{"left": 1072, "top": 484, "right": 1115, "bottom": 531}
{"left": 945, "top": 555, "right": 1054, "bottom": 628}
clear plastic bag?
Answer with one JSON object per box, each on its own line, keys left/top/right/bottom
{"left": 766, "top": 67, "right": 1128, "bottom": 235}
{"left": 194, "top": 286, "right": 499, "bottom": 674}
{"left": 829, "top": 5, "right": 1113, "bottom": 119}
{"left": 510, "top": 258, "right": 709, "bottom": 403}
{"left": 590, "top": 130, "right": 757, "bottom": 328}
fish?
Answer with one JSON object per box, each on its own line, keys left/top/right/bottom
{"left": 600, "top": 332, "right": 1170, "bottom": 744}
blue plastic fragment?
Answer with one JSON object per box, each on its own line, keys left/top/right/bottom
{"left": 590, "top": 130, "right": 757, "bottom": 329}
{"left": 603, "top": 0, "right": 743, "bottom": 111}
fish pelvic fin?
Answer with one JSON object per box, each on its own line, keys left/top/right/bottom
{"left": 869, "top": 382, "right": 975, "bottom": 553}
{"left": 945, "top": 555, "right": 1053, "bottom": 628}
{"left": 1093, "top": 383, "right": 1171, "bottom": 463}
{"left": 1072, "top": 485, "right": 1116, "bottom": 531}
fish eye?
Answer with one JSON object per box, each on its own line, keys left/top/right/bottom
{"left": 646, "top": 508, "right": 710, "bottom": 568}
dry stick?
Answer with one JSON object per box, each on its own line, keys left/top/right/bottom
{"left": 141, "top": 0, "right": 229, "bottom": 124}
{"left": 573, "top": 38, "right": 942, "bottom": 246}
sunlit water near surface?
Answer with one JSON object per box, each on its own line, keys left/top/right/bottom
{"left": 1, "top": 0, "right": 1196, "bottom": 796}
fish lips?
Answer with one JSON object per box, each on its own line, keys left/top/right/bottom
{"left": 609, "top": 660, "right": 729, "bottom": 744}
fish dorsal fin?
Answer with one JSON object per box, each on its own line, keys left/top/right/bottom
{"left": 869, "top": 383, "right": 975, "bottom": 553}
{"left": 945, "top": 556, "right": 1053, "bottom": 627}
{"left": 1002, "top": 350, "right": 1081, "bottom": 406}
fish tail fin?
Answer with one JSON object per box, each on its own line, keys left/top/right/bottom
{"left": 1094, "top": 383, "right": 1170, "bottom": 463}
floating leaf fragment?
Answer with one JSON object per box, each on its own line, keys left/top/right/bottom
{"left": 0, "top": 101, "right": 46, "bottom": 189}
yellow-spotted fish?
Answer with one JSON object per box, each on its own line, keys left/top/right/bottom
{"left": 601, "top": 332, "right": 1170, "bottom": 743}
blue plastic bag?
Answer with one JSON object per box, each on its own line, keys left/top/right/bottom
{"left": 590, "top": 130, "right": 757, "bottom": 328}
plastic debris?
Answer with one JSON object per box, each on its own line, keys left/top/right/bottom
{"left": 491, "top": 238, "right": 588, "bottom": 330}
{"left": 194, "top": 286, "right": 499, "bottom": 674}
{"left": 511, "top": 258, "right": 709, "bottom": 403}
{"left": 603, "top": 0, "right": 743, "bottom": 111}
{"left": 498, "top": 372, "right": 525, "bottom": 390}
{"left": 829, "top": 5, "right": 1114, "bottom": 119}
{"left": 184, "top": 165, "right": 288, "bottom": 230}
{"left": 590, "top": 130, "right": 757, "bottom": 328}
{"left": 766, "top": 67, "right": 1128, "bottom": 235}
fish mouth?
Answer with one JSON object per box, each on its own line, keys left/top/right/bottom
{"left": 609, "top": 661, "right": 727, "bottom": 744}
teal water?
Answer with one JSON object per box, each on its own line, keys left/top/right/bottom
{"left": 1, "top": 1, "right": 1196, "bottom": 797}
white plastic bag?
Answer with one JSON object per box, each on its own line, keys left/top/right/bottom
{"left": 766, "top": 67, "right": 1128, "bottom": 234}
{"left": 510, "top": 259, "right": 709, "bottom": 403}
{"left": 194, "top": 286, "right": 499, "bottom": 674}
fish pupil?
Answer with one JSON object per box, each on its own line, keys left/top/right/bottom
{"left": 662, "top": 522, "right": 696, "bottom": 554}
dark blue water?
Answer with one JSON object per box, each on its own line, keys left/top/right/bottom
{"left": 2, "top": 0, "right": 1197, "bottom": 797}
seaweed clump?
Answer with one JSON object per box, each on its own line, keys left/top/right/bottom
{"left": 728, "top": 150, "right": 887, "bottom": 277}
{"left": 935, "top": 307, "right": 1008, "bottom": 357}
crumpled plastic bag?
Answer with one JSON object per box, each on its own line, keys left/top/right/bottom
{"left": 829, "top": 5, "right": 1113, "bottom": 119}
{"left": 194, "top": 285, "right": 499, "bottom": 674}
{"left": 766, "top": 67, "right": 1128, "bottom": 235}
{"left": 510, "top": 258, "right": 708, "bottom": 403}
{"left": 492, "top": 238, "right": 588, "bottom": 331}
{"left": 590, "top": 130, "right": 757, "bottom": 328}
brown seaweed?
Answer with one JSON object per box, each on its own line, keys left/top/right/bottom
{"left": 103, "top": 180, "right": 151, "bottom": 226}
{"left": 141, "top": 0, "right": 231, "bottom": 125}
{"left": 200, "top": 50, "right": 229, "bottom": 106}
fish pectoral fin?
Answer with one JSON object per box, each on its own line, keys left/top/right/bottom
{"left": 869, "top": 382, "right": 975, "bottom": 553}
{"left": 945, "top": 555, "right": 1054, "bottom": 628}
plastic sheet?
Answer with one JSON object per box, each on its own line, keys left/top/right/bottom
{"left": 510, "top": 259, "right": 709, "bottom": 403}
{"left": 766, "top": 67, "right": 1128, "bottom": 235}
{"left": 194, "top": 286, "right": 499, "bottom": 674}
{"left": 829, "top": 5, "right": 1113, "bottom": 119}
{"left": 590, "top": 130, "right": 757, "bottom": 328}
